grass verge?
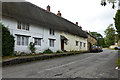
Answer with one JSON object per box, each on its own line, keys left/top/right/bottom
{"left": 116, "top": 50, "right": 120, "bottom": 68}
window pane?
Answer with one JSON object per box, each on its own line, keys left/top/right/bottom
{"left": 53, "top": 30, "right": 54, "bottom": 35}
{"left": 17, "top": 22, "right": 21, "bottom": 29}
{"left": 76, "top": 41, "right": 78, "bottom": 46}
{"left": 50, "top": 29, "right": 51, "bottom": 34}
{"left": 34, "top": 38, "right": 41, "bottom": 46}
{"left": 80, "top": 42, "right": 82, "bottom": 46}
{"left": 84, "top": 43, "right": 86, "bottom": 47}
{"left": 49, "top": 39, "right": 54, "bottom": 47}
{"left": 38, "top": 39, "right": 41, "bottom": 45}
{"left": 22, "top": 36, "right": 24, "bottom": 45}
{"left": 26, "top": 37, "right": 29, "bottom": 46}
{"left": 26, "top": 24, "right": 29, "bottom": 31}
{"left": 17, "top": 36, "right": 21, "bottom": 45}
{"left": 22, "top": 23, "right": 25, "bottom": 30}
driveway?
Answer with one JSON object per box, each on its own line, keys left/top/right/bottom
{"left": 2, "top": 49, "right": 118, "bottom": 78}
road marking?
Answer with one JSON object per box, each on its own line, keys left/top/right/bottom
{"left": 38, "top": 55, "right": 96, "bottom": 73}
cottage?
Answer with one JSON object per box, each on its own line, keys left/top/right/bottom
{"left": 2, "top": 2, "right": 88, "bottom": 53}
{"left": 86, "top": 31, "right": 97, "bottom": 49}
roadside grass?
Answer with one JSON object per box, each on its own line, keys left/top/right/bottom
{"left": 116, "top": 50, "right": 120, "bottom": 68}
{"left": 108, "top": 48, "right": 115, "bottom": 50}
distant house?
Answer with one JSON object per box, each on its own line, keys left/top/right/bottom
{"left": 2, "top": 2, "right": 88, "bottom": 53}
{"left": 85, "top": 31, "right": 97, "bottom": 49}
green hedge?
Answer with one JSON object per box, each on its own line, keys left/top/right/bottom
{"left": 1, "top": 23, "right": 15, "bottom": 56}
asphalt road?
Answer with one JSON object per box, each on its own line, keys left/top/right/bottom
{"left": 2, "top": 49, "right": 118, "bottom": 78}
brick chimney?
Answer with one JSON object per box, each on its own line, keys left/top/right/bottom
{"left": 47, "top": 5, "right": 50, "bottom": 12}
{"left": 57, "top": 11, "right": 61, "bottom": 16}
{"left": 76, "top": 22, "right": 78, "bottom": 25}
{"left": 79, "top": 26, "right": 82, "bottom": 29}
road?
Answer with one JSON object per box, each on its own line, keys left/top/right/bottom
{"left": 2, "top": 49, "right": 118, "bottom": 78}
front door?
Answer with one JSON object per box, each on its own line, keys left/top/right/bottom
{"left": 61, "top": 40, "right": 64, "bottom": 50}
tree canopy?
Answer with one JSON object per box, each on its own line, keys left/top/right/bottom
{"left": 104, "top": 24, "right": 115, "bottom": 47}
{"left": 90, "top": 32, "right": 105, "bottom": 47}
{"left": 114, "top": 10, "right": 120, "bottom": 38}
{"left": 101, "top": 0, "right": 117, "bottom": 9}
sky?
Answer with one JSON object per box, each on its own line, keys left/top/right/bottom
{"left": 25, "top": 0, "right": 118, "bottom": 37}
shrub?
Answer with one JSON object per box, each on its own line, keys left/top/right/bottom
{"left": 56, "top": 50, "right": 63, "bottom": 53}
{"left": 1, "top": 23, "right": 15, "bottom": 56}
{"left": 20, "top": 52, "right": 26, "bottom": 56}
{"left": 29, "top": 42, "right": 36, "bottom": 53}
{"left": 43, "top": 49, "right": 53, "bottom": 53}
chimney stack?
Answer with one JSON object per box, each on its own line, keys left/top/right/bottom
{"left": 76, "top": 22, "right": 78, "bottom": 25}
{"left": 57, "top": 11, "right": 61, "bottom": 16}
{"left": 79, "top": 26, "right": 82, "bottom": 29}
{"left": 47, "top": 5, "right": 50, "bottom": 12}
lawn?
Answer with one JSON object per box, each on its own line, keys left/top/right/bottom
{"left": 116, "top": 50, "right": 120, "bottom": 68}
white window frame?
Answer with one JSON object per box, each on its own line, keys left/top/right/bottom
{"left": 49, "top": 39, "right": 55, "bottom": 47}
{"left": 34, "top": 38, "right": 41, "bottom": 46}
{"left": 16, "top": 35, "right": 29, "bottom": 46}
{"left": 76, "top": 41, "right": 79, "bottom": 46}
{"left": 17, "top": 21, "right": 29, "bottom": 31}
{"left": 49, "top": 28, "right": 55, "bottom": 35}
{"left": 84, "top": 43, "right": 86, "bottom": 47}
{"left": 80, "top": 42, "right": 82, "bottom": 47}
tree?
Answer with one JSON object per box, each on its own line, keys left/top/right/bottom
{"left": 1, "top": 23, "right": 15, "bottom": 56}
{"left": 90, "top": 32, "right": 105, "bottom": 47}
{"left": 114, "top": 10, "right": 120, "bottom": 38}
{"left": 101, "top": 0, "right": 117, "bottom": 9}
{"left": 104, "top": 24, "right": 115, "bottom": 47}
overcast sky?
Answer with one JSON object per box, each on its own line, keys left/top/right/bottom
{"left": 26, "top": 0, "right": 118, "bottom": 37}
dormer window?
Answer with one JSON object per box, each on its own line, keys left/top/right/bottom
{"left": 49, "top": 28, "right": 54, "bottom": 35}
{"left": 17, "top": 21, "right": 29, "bottom": 31}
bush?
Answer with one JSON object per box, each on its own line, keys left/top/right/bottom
{"left": 29, "top": 42, "right": 36, "bottom": 53}
{"left": 20, "top": 52, "right": 26, "bottom": 56}
{"left": 56, "top": 50, "right": 62, "bottom": 53}
{"left": 43, "top": 49, "right": 53, "bottom": 53}
{"left": 1, "top": 23, "right": 15, "bottom": 56}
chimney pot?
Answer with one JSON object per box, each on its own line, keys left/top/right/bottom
{"left": 79, "top": 26, "right": 82, "bottom": 29}
{"left": 57, "top": 11, "right": 61, "bottom": 16}
{"left": 47, "top": 5, "right": 50, "bottom": 12}
{"left": 76, "top": 22, "right": 78, "bottom": 25}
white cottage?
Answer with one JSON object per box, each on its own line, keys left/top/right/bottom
{"left": 2, "top": 2, "right": 88, "bottom": 53}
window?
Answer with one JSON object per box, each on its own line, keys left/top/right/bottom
{"left": 22, "top": 36, "right": 24, "bottom": 45}
{"left": 17, "top": 35, "right": 29, "bottom": 46}
{"left": 26, "top": 24, "right": 29, "bottom": 30}
{"left": 22, "top": 23, "right": 25, "bottom": 30}
{"left": 49, "top": 28, "right": 54, "bottom": 35}
{"left": 34, "top": 38, "right": 41, "bottom": 46}
{"left": 65, "top": 40, "right": 68, "bottom": 45}
{"left": 76, "top": 41, "right": 78, "bottom": 46}
{"left": 17, "top": 36, "right": 21, "bottom": 45}
{"left": 84, "top": 43, "right": 86, "bottom": 47}
{"left": 17, "top": 22, "right": 21, "bottom": 29}
{"left": 80, "top": 42, "right": 82, "bottom": 46}
{"left": 49, "top": 39, "right": 55, "bottom": 47}
{"left": 17, "top": 21, "right": 29, "bottom": 31}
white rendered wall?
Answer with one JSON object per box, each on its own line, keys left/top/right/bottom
{"left": 2, "top": 17, "right": 61, "bottom": 53}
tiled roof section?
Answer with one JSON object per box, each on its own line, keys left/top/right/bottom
{"left": 2, "top": 2, "right": 88, "bottom": 38}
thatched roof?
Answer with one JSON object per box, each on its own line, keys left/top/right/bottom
{"left": 2, "top": 2, "right": 88, "bottom": 38}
